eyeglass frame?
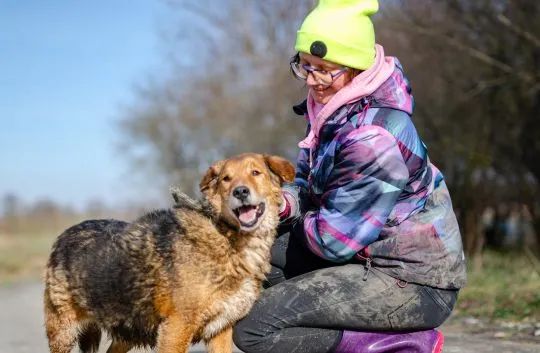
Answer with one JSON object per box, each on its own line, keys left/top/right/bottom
{"left": 290, "top": 57, "right": 349, "bottom": 87}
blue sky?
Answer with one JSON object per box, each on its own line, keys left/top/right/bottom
{"left": 0, "top": 1, "right": 168, "bottom": 209}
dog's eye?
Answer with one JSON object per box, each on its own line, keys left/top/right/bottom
{"left": 222, "top": 175, "right": 231, "bottom": 182}
{"left": 251, "top": 170, "right": 261, "bottom": 176}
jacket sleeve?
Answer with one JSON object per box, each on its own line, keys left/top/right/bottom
{"left": 294, "top": 147, "right": 310, "bottom": 189}
{"left": 279, "top": 147, "right": 310, "bottom": 221}
{"left": 302, "top": 126, "right": 409, "bottom": 262}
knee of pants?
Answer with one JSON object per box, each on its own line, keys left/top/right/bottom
{"left": 232, "top": 298, "right": 277, "bottom": 353}
{"left": 232, "top": 316, "right": 257, "bottom": 353}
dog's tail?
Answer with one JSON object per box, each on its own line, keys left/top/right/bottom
{"left": 78, "top": 323, "right": 101, "bottom": 353}
{"left": 170, "top": 186, "right": 218, "bottom": 221}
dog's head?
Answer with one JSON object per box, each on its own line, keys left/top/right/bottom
{"left": 199, "top": 153, "right": 295, "bottom": 232}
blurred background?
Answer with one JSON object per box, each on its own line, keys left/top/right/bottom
{"left": 1, "top": 0, "right": 539, "bottom": 340}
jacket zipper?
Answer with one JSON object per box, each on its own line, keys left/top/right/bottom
{"left": 363, "top": 257, "right": 372, "bottom": 281}
{"left": 356, "top": 252, "right": 372, "bottom": 281}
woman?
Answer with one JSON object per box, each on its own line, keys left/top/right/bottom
{"left": 233, "top": 1, "right": 466, "bottom": 352}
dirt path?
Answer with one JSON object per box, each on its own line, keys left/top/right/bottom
{"left": 1, "top": 281, "right": 538, "bottom": 353}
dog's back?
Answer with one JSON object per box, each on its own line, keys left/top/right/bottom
{"left": 45, "top": 210, "right": 189, "bottom": 349}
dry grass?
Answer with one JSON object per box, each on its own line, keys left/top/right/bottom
{"left": 456, "top": 249, "right": 540, "bottom": 322}
{"left": 0, "top": 232, "right": 58, "bottom": 284}
{"left": 1, "top": 232, "right": 539, "bottom": 323}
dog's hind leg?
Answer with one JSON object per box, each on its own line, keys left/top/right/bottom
{"left": 105, "top": 340, "right": 133, "bottom": 353}
{"left": 156, "top": 314, "right": 193, "bottom": 353}
{"left": 44, "top": 307, "right": 80, "bottom": 353}
{"left": 78, "top": 322, "right": 102, "bottom": 353}
{"left": 206, "top": 326, "right": 233, "bottom": 353}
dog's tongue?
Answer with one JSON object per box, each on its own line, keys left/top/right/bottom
{"left": 238, "top": 206, "right": 257, "bottom": 224}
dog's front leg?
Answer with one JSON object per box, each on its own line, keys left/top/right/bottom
{"left": 205, "top": 326, "right": 233, "bottom": 353}
{"left": 156, "top": 314, "right": 193, "bottom": 353}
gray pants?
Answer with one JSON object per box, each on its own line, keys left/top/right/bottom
{"left": 233, "top": 226, "right": 458, "bottom": 353}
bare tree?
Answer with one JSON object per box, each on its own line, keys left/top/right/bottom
{"left": 377, "top": 0, "right": 540, "bottom": 254}
{"left": 118, "top": 0, "right": 316, "bottom": 194}
{"left": 1, "top": 193, "right": 21, "bottom": 234}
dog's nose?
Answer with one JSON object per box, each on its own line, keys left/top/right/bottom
{"left": 233, "top": 186, "right": 250, "bottom": 200}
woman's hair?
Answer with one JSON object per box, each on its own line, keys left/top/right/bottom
{"left": 348, "top": 68, "right": 362, "bottom": 78}
{"left": 290, "top": 53, "right": 301, "bottom": 77}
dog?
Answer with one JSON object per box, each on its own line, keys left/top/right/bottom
{"left": 43, "top": 153, "right": 295, "bottom": 353}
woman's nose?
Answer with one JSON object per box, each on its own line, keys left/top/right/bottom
{"left": 305, "top": 72, "right": 319, "bottom": 86}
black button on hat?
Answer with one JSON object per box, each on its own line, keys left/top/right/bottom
{"left": 310, "top": 41, "right": 327, "bottom": 58}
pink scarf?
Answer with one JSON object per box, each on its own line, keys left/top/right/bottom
{"left": 299, "top": 44, "right": 396, "bottom": 150}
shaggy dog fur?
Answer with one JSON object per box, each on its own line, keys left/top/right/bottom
{"left": 43, "top": 153, "right": 295, "bottom": 353}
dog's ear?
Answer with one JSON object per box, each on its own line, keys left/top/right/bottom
{"left": 199, "top": 160, "right": 225, "bottom": 193}
{"left": 264, "top": 155, "right": 295, "bottom": 184}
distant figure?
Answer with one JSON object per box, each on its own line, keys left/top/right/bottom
{"left": 520, "top": 204, "right": 537, "bottom": 248}
{"left": 482, "top": 206, "right": 497, "bottom": 248}
{"left": 504, "top": 203, "right": 521, "bottom": 248}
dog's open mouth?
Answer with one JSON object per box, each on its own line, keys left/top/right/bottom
{"left": 233, "top": 203, "right": 265, "bottom": 228}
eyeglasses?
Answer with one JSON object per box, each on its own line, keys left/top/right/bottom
{"left": 290, "top": 60, "right": 348, "bottom": 87}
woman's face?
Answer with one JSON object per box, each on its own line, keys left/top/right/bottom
{"left": 299, "top": 52, "right": 355, "bottom": 104}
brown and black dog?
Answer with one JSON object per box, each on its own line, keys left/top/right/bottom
{"left": 43, "top": 153, "right": 295, "bottom": 353}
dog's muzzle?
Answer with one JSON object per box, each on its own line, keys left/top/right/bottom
{"left": 230, "top": 186, "right": 266, "bottom": 229}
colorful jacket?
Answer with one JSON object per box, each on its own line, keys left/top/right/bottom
{"left": 281, "top": 60, "right": 467, "bottom": 289}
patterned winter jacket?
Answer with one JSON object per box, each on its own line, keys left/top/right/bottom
{"left": 281, "top": 60, "right": 467, "bottom": 289}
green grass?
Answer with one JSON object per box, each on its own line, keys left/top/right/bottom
{"left": 455, "top": 249, "right": 540, "bottom": 322}
{"left": 0, "top": 232, "right": 58, "bottom": 284}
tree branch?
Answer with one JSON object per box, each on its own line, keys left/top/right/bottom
{"left": 459, "top": 76, "right": 510, "bottom": 103}
{"left": 408, "top": 25, "right": 538, "bottom": 83}
{"left": 496, "top": 13, "right": 540, "bottom": 49}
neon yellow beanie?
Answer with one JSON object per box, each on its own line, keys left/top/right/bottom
{"left": 295, "top": 0, "right": 379, "bottom": 70}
